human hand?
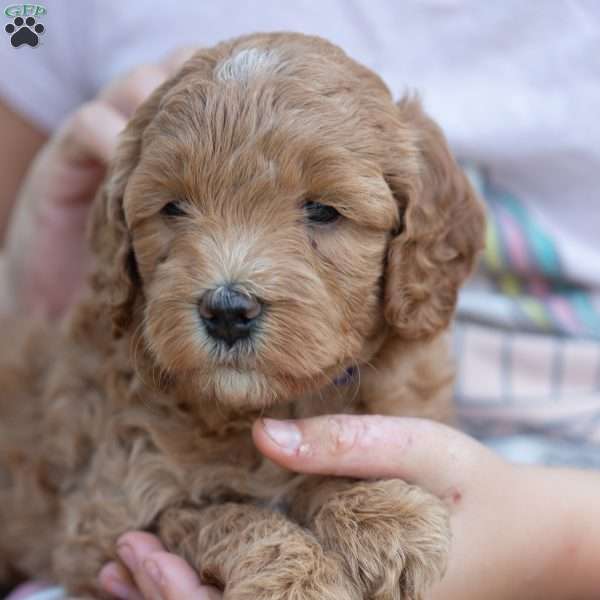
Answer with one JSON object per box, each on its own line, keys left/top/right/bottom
{"left": 2, "top": 47, "right": 195, "bottom": 317}
{"left": 99, "top": 415, "right": 599, "bottom": 600}
{"left": 99, "top": 532, "right": 221, "bottom": 600}
{"left": 252, "top": 416, "right": 588, "bottom": 600}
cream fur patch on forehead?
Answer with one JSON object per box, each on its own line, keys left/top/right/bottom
{"left": 215, "top": 48, "right": 280, "bottom": 81}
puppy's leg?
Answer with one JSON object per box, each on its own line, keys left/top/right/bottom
{"left": 289, "top": 478, "right": 450, "bottom": 600}
{"left": 158, "top": 503, "right": 360, "bottom": 600}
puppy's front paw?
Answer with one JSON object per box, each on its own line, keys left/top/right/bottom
{"left": 311, "top": 479, "right": 450, "bottom": 600}
{"left": 219, "top": 557, "right": 360, "bottom": 600}
{"left": 159, "top": 504, "right": 361, "bottom": 600}
{"left": 205, "top": 531, "right": 361, "bottom": 600}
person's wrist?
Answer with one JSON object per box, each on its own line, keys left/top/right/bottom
{"left": 510, "top": 465, "right": 600, "bottom": 600}
{"left": 510, "top": 466, "right": 563, "bottom": 598}
{"left": 537, "top": 466, "right": 600, "bottom": 598}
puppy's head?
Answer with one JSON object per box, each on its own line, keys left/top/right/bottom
{"left": 90, "top": 33, "right": 484, "bottom": 409}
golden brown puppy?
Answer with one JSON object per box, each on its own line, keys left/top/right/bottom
{"left": 0, "top": 33, "right": 485, "bottom": 600}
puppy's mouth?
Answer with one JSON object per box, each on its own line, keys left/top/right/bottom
{"left": 204, "top": 361, "right": 359, "bottom": 411}
{"left": 204, "top": 334, "right": 259, "bottom": 366}
{"left": 209, "top": 354, "right": 357, "bottom": 389}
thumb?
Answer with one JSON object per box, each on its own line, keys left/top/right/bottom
{"left": 253, "top": 415, "right": 499, "bottom": 498}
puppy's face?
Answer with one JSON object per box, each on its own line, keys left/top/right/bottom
{"left": 126, "top": 86, "right": 398, "bottom": 408}
{"left": 93, "top": 34, "right": 484, "bottom": 409}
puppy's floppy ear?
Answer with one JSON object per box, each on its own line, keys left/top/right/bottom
{"left": 383, "top": 97, "right": 486, "bottom": 340}
{"left": 88, "top": 92, "right": 164, "bottom": 336}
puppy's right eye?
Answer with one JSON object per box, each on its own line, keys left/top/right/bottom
{"left": 303, "top": 201, "right": 341, "bottom": 225}
{"left": 161, "top": 201, "right": 187, "bottom": 218}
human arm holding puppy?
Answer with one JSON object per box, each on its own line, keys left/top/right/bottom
{"left": 255, "top": 417, "right": 600, "bottom": 600}
{"left": 98, "top": 416, "right": 600, "bottom": 600}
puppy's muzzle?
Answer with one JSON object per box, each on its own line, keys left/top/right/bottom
{"left": 198, "top": 286, "right": 262, "bottom": 347}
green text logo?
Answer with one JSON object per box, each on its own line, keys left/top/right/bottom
{"left": 4, "top": 4, "right": 46, "bottom": 17}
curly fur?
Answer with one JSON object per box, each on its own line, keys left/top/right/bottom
{"left": 0, "top": 33, "right": 485, "bottom": 599}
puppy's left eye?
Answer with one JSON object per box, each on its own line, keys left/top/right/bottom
{"left": 303, "top": 201, "right": 341, "bottom": 225}
{"left": 161, "top": 201, "right": 187, "bottom": 218}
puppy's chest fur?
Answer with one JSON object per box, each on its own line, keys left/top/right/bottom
{"left": 51, "top": 354, "right": 364, "bottom": 511}
{"left": 19, "top": 317, "right": 361, "bottom": 509}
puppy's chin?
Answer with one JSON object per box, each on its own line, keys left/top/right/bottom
{"left": 206, "top": 368, "right": 279, "bottom": 410}
{"left": 176, "top": 365, "right": 333, "bottom": 411}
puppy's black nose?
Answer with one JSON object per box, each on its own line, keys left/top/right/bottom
{"left": 198, "top": 287, "right": 262, "bottom": 346}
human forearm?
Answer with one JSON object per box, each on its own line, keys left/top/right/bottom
{"left": 433, "top": 464, "right": 600, "bottom": 600}
{"left": 420, "top": 461, "right": 600, "bottom": 600}
{"left": 525, "top": 466, "right": 600, "bottom": 599}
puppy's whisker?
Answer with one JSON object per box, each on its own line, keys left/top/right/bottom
{"left": 257, "top": 403, "right": 267, "bottom": 421}
{"left": 317, "top": 387, "right": 326, "bottom": 410}
{"left": 213, "top": 393, "right": 229, "bottom": 422}
{"left": 362, "top": 359, "right": 380, "bottom": 376}
{"left": 320, "top": 370, "right": 338, "bottom": 396}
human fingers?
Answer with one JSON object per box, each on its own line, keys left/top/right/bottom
{"left": 160, "top": 45, "right": 197, "bottom": 74}
{"left": 53, "top": 100, "right": 127, "bottom": 167}
{"left": 107, "top": 532, "right": 221, "bottom": 600}
{"left": 138, "top": 551, "right": 222, "bottom": 600}
{"left": 112, "top": 531, "right": 166, "bottom": 599}
{"left": 253, "top": 415, "right": 501, "bottom": 499}
{"left": 55, "top": 47, "right": 199, "bottom": 170}
{"left": 99, "top": 561, "right": 143, "bottom": 600}
{"left": 99, "top": 46, "right": 197, "bottom": 120}
{"left": 99, "top": 64, "right": 166, "bottom": 119}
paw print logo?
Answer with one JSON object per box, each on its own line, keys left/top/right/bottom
{"left": 5, "top": 16, "right": 44, "bottom": 47}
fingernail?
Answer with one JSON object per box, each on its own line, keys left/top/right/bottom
{"left": 262, "top": 419, "right": 302, "bottom": 452}
{"left": 117, "top": 543, "right": 136, "bottom": 570}
{"left": 102, "top": 575, "right": 137, "bottom": 600}
{"left": 99, "top": 564, "right": 136, "bottom": 600}
{"left": 144, "top": 559, "right": 163, "bottom": 586}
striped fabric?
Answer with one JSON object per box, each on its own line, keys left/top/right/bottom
{"left": 455, "top": 166, "right": 600, "bottom": 454}
{"left": 460, "top": 165, "right": 600, "bottom": 339}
